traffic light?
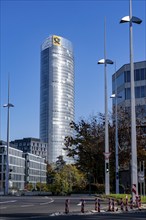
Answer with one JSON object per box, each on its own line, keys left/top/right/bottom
{"left": 106, "top": 163, "right": 109, "bottom": 172}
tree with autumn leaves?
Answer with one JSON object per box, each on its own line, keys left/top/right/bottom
{"left": 47, "top": 158, "right": 86, "bottom": 195}
{"left": 46, "top": 109, "right": 145, "bottom": 194}
{"left": 63, "top": 110, "right": 146, "bottom": 192}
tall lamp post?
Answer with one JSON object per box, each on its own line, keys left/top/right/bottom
{"left": 98, "top": 18, "right": 113, "bottom": 195}
{"left": 110, "top": 66, "right": 122, "bottom": 194}
{"left": 3, "top": 79, "right": 14, "bottom": 195}
{"left": 120, "top": 0, "right": 142, "bottom": 200}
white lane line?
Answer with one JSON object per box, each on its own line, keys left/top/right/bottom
{"left": 0, "top": 206, "right": 6, "bottom": 209}
{"left": 0, "top": 200, "right": 17, "bottom": 204}
{"left": 40, "top": 199, "right": 54, "bottom": 205}
{"left": 21, "top": 204, "right": 34, "bottom": 207}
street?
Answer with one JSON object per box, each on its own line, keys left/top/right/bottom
{"left": 0, "top": 196, "right": 145, "bottom": 220}
{"left": 0, "top": 212, "right": 146, "bottom": 220}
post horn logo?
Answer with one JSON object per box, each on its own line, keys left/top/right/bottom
{"left": 53, "top": 35, "right": 61, "bottom": 46}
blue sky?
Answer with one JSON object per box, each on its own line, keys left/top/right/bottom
{"left": 1, "top": 0, "right": 146, "bottom": 141}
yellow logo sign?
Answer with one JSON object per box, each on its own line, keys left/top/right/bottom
{"left": 53, "top": 35, "right": 61, "bottom": 46}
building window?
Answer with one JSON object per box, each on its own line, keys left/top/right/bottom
{"left": 141, "top": 68, "right": 145, "bottom": 80}
{"left": 134, "top": 69, "right": 140, "bottom": 81}
{"left": 125, "top": 88, "right": 131, "bottom": 100}
{"left": 135, "top": 87, "right": 140, "bottom": 98}
{"left": 141, "top": 86, "right": 146, "bottom": 98}
{"left": 124, "top": 71, "right": 130, "bottom": 82}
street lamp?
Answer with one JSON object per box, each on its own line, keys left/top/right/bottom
{"left": 3, "top": 79, "right": 14, "bottom": 195}
{"left": 120, "top": 0, "right": 142, "bottom": 200}
{"left": 110, "top": 92, "right": 122, "bottom": 194}
{"left": 98, "top": 18, "right": 113, "bottom": 195}
{"left": 110, "top": 62, "right": 122, "bottom": 194}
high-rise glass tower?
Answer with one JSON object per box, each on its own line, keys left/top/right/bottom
{"left": 40, "top": 35, "right": 74, "bottom": 163}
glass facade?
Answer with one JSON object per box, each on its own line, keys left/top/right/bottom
{"left": 125, "top": 86, "right": 146, "bottom": 100}
{"left": 112, "top": 60, "right": 146, "bottom": 121}
{"left": 0, "top": 141, "right": 47, "bottom": 193}
{"left": 25, "top": 154, "right": 46, "bottom": 187}
{"left": 11, "top": 138, "right": 47, "bottom": 161}
{"left": 40, "top": 35, "right": 74, "bottom": 163}
{"left": 0, "top": 144, "right": 25, "bottom": 192}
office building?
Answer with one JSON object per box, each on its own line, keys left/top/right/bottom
{"left": 11, "top": 138, "right": 47, "bottom": 161}
{"left": 112, "top": 60, "right": 146, "bottom": 122}
{"left": 112, "top": 60, "right": 146, "bottom": 190}
{"left": 0, "top": 141, "right": 25, "bottom": 193}
{"left": 24, "top": 153, "right": 46, "bottom": 188}
{"left": 40, "top": 35, "right": 74, "bottom": 163}
{"left": 0, "top": 141, "right": 47, "bottom": 194}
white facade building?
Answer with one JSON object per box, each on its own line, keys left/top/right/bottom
{"left": 11, "top": 138, "right": 47, "bottom": 161}
{"left": 0, "top": 141, "right": 47, "bottom": 194}
{"left": 0, "top": 141, "right": 25, "bottom": 193}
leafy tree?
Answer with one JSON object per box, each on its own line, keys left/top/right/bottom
{"left": 64, "top": 115, "right": 106, "bottom": 184}
{"left": 46, "top": 162, "right": 56, "bottom": 184}
{"left": 55, "top": 155, "right": 66, "bottom": 171}
{"left": 110, "top": 106, "right": 146, "bottom": 191}
{"left": 25, "top": 183, "right": 33, "bottom": 191}
{"left": 114, "top": 106, "right": 146, "bottom": 167}
{"left": 64, "top": 111, "right": 146, "bottom": 190}
{"left": 36, "top": 182, "right": 49, "bottom": 191}
{"left": 51, "top": 164, "right": 86, "bottom": 195}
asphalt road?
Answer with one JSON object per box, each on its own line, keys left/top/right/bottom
{"left": 0, "top": 212, "right": 146, "bottom": 220}
{"left": 0, "top": 196, "right": 86, "bottom": 215}
{"left": 0, "top": 196, "right": 145, "bottom": 220}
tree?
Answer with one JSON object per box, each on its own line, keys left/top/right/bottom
{"left": 25, "top": 183, "right": 33, "bottom": 191}
{"left": 55, "top": 155, "right": 66, "bottom": 171}
{"left": 46, "top": 163, "right": 56, "bottom": 184}
{"left": 64, "top": 115, "right": 105, "bottom": 184}
{"left": 64, "top": 111, "right": 146, "bottom": 192}
{"left": 51, "top": 164, "right": 86, "bottom": 195}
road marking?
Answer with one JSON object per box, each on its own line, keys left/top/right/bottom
{"left": 0, "top": 206, "right": 6, "bottom": 209}
{"left": 40, "top": 199, "right": 54, "bottom": 205}
{"left": 0, "top": 200, "right": 17, "bottom": 204}
{"left": 21, "top": 204, "right": 34, "bottom": 207}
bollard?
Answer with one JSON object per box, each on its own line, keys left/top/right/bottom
{"left": 65, "top": 199, "right": 69, "bottom": 214}
{"left": 120, "top": 198, "right": 124, "bottom": 211}
{"left": 138, "top": 196, "right": 141, "bottom": 210}
{"left": 112, "top": 198, "right": 114, "bottom": 212}
{"left": 130, "top": 197, "right": 133, "bottom": 209}
{"left": 81, "top": 199, "right": 85, "bottom": 213}
{"left": 98, "top": 199, "right": 100, "bottom": 212}
{"left": 135, "top": 195, "right": 138, "bottom": 208}
{"left": 95, "top": 198, "right": 98, "bottom": 211}
{"left": 108, "top": 198, "right": 111, "bottom": 211}
{"left": 125, "top": 195, "right": 128, "bottom": 211}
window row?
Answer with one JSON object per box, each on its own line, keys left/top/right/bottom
{"left": 125, "top": 86, "right": 146, "bottom": 99}
{"left": 124, "top": 68, "right": 146, "bottom": 82}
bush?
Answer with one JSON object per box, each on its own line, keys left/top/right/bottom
{"left": 85, "top": 183, "right": 105, "bottom": 194}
